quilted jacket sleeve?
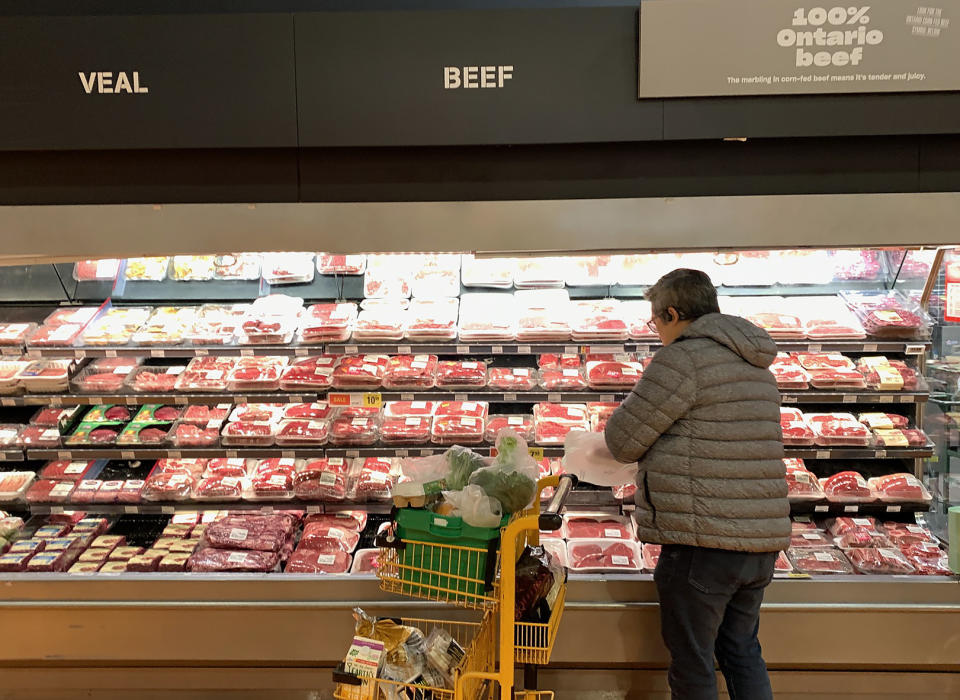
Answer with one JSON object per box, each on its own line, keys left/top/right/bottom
{"left": 604, "top": 342, "right": 697, "bottom": 464}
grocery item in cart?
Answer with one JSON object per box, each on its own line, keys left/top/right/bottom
{"left": 787, "top": 547, "right": 854, "bottom": 575}
{"left": 279, "top": 356, "right": 337, "bottom": 390}
{"left": 566, "top": 539, "right": 641, "bottom": 573}
{"left": 317, "top": 253, "right": 366, "bottom": 275}
{"left": 868, "top": 473, "right": 932, "bottom": 503}
{"left": 805, "top": 413, "right": 872, "bottom": 447}
{"left": 383, "top": 354, "right": 438, "bottom": 389}
{"left": 300, "top": 303, "right": 357, "bottom": 343}
{"left": 435, "top": 360, "right": 487, "bottom": 389}
{"left": 124, "top": 256, "right": 170, "bottom": 281}
{"left": 820, "top": 471, "right": 876, "bottom": 503}
{"left": 333, "top": 355, "right": 389, "bottom": 389}
{"left": 846, "top": 547, "right": 916, "bottom": 575}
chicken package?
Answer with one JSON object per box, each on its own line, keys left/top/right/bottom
{"left": 820, "top": 471, "right": 876, "bottom": 503}
{"left": 383, "top": 354, "right": 439, "bottom": 389}
{"left": 406, "top": 297, "right": 459, "bottom": 340}
{"left": 381, "top": 416, "right": 432, "bottom": 444}
{"left": 435, "top": 360, "right": 488, "bottom": 389}
{"left": 279, "top": 356, "right": 337, "bottom": 390}
{"left": 585, "top": 360, "right": 643, "bottom": 389}
{"left": 846, "top": 547, "right": 917, "bottom": 575}
{"left": 868, "top": 473, "right": 932, "bottom": 503}
{"left": 825, "top": 516, "right": 878, "bottom": 537}
{"left": 275, "top": 419, "right": 330, "bottom": 446}
{"left": 329, "top": 415, "right": 380, "bottom": 446}
{"left": 486, "top": 367, "right": 538, "bottom": 391}
{"left": 300, "top": 521, "right": 361, "bottom": 553}
{"left": 226, "top": 356, "right": 288, "bottom": 392}
{"left": 300, "top": 303, "right": 357, "bottom": 343}
{"left": 787, "top": 547, "right": 854, "bottom": 575}
{"left": 383, "top": 401, "right": 437, "bottom": 419}
{"left": 567, "top": 539, "right": 641, "bottom": 573}
{"left": 185, "top": 304, "right": 248, "bottom": 345}
{"left": 784, "top": 459, "right": 825, "bottom": 501}
{"left": 221, "top": 421, "right": 277, "bottom": 447}
{"left": 434, "top": 401, "right": 489, "bottom": 419}
{"left": 484, "top": 415, "right": 535, "bottom": 443}
{"left": 805, "top": 413, "right": 872, "bottom": 447}
{"left": 780, "top": 409, "right": 815, "bottom": 446}
{"left": 174, "top": 356, "right": 237, "bottom": 392}
{"left": 332, "top": 355, "right": 389, "bottom": 389}
{"left": 563, "top": 513, "right": 633, "bottom": 540}
{"left": 294, "top": 458, "right": 353, "bottom": 500}
{"left": 188, "top": 548, "right": 280, "bottom": 573}
{"left": 285, "top": 548, "right": 352, "bottom": 574}
{"left": 431, "top": 415, "right": 485, "bottom": 445}
{"left": 834, "top": 529, "right": 893, "bottom": 550}
{"left": 317, "top": 253, "right": 366, "bottom": 275}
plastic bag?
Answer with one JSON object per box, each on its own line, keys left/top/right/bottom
{"left": 442, "top": 484, "right": 504, "bottom": 528}
{"left": 444, "top": 445, "right": 487, "bottom": 490}
{"left": 468, "top": 431, "right": 537, "bottom": 513}
{"left": 514, "top": 545, "right": 564, "bottom": 622}
{"left": 353, "top": 608, "right": 427, "bottom": 689}
{"left": 424, "top": 627, "right": 466, "bottom": 688}
{"left": 561, "top": 430, "right": 637, "bottom": 487}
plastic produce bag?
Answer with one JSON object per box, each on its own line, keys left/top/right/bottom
{"left": 468, "top": 431, "right": 537, "bottom": 513}
{"left": 444, "top": 445, "right": 487, "bottom": 490}
{"left": 562, "top": 430, "right": 637, "bottom": 487}
{"left": 442, "top": 484, "right": 503, "bottom": 528}
{"left": 353, "top": 608, "right": 428, "bottom": 696}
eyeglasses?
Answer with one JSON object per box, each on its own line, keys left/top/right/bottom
{"left": 646, "top": 318, "right": 659, "bottom": 334}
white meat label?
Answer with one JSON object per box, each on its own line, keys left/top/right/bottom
{"left": 411, "top": 402, "right": 427, "bottom": 409}
{"left": 228, "top": 528, "right": 248, "bottom": 541}
{"left": 562, "top": 369, "right": 580, "bottom": 377}
{"left": 907, "top": 525, "right": 925, "bottom": 533}
{"left": 405, "top": 417, "right": 422, "bottom": 426}
{"left": 320, "top": 472, "right": 338, "bottom": 485}
{"left": 327, "top": 528, "right": 345, "bottom": 539}
{"left": 329, "top": 458, "right": 345, "bottom": 467}
{"left": 508, "top": 416, "right": 524, "bottom": 425}
{"left": 227, "top": 552, "right": 249, "bottom": 565}
{"left": 166, "top": 366, "right": 185, "bottom": 375}
{"left": 51, "top": 483, "right": 73, "bottom": 496}
{"left": 351, "top": 418, "right": 368, "bottom": 427}
{"left": 611, "top": 555, "right": 630, "bottom": 566}
{"left": 269, "top": 475, "right": 288, "bottom": 486}
{"left": 802, "top": 533, "right": 822, "bottom": 541}
{"left": 853, "top": 518, "right": 872, "bottom": 526}
{"left": 317, "top": 554, "right": 336, "bottom": 565}
{"left": 65, "top": 462, "right": 88, "bottom": 474}
{"left": 461, "top": 363, "right": 478, "bottom": 370}
{"left": 113, "top": 366, "right": 132, "bottom": 374}
{"left": 604, "top": 528, "right": 621, "bottom": 538}
{"left": 814, "top": 552, "right": 834, "bottom": 562}
{"left": 460, "top": 417, "right": 477, "bottom": 427}
{"left": 513, "top": 368, "right": 530, "bottom": 376}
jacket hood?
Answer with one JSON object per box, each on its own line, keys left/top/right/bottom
{"left": 679, "top": 313, "right": 777, "bottom": 369}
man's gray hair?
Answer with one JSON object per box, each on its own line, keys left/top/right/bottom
{"left": 645, "top": 268, "right": 720, "bottom": 321}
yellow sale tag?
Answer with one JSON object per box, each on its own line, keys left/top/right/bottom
{"left": 528, "top": 447, "right": 545, "bottom": 460}
{"left": 363, "top": 393, "right": 383, "bottom": 408}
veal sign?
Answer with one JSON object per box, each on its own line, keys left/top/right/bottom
{"left": 639, "top": 0, "right": 960, "bottom": 97}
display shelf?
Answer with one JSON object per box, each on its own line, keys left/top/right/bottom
{"left": 17, "top": 339, "right": 933, "bottom": 359}
{"left": 789, "top": 501, "right": 932, "bottom": 516}
{"left": 0, "top": 448, "right": 24, "bottom": 461}
{"left": 783, "top": 444, "right": 936, "bottom": 460}
{"left": 26, "top": 502, "right": 394, "bottom": 515}
{"left": 0, "top": 389, "right": 931, "bottom": 407}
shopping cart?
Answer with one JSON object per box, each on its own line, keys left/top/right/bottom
{"left": 352, "top": 473, "right": 576, "bottom": 700}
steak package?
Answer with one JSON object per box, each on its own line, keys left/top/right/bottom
{"left": 820, "top": 471, "right": 876, "bottom": 503}
{"left": 383, "top": 354, "right": 439, "bottom": 389}
{"left": 203, "top": 515, "right": 291, "bottom": 552}
{"left": 868, "top": 473, "right": 932, "bottom": 503}
{"left": 780, "top": 409, "right": 815, "bottom": 446}
{"left": 846, "top": 547, "right": 917, "bottom": 575}
{"left": 188, "top": 547, "right": 280, "bottom": 573}
{"left": 329, "top": 416, "right": 380, "bottom": 446}
{"left": 563, "top": 513, "right": 633, "bottom": 540}
{"left": 431, "top": 415, "right": 485, "bottom": 445}
{"left": 284, "top": 548, "right": 352, "bottom": 574}
{"left": 585, "top": 360, "right": 643, "bottom": 389}
{"left": 299, "top": 522, "right": 361, "bottom": 553}
{"left": 805, "top": 413, "right": 872, "bottom": 447}
{"left": 279, "top": 356, "right": 336, "bottom": 390}
{"left": 381, "top": 416, "right": 432, "bottom": 444}
{"left": 567, "top": 539, "right": 641, "bottom": 573}
{"left": 487, "top": 367, "right": 538, "bottom": 391}
{"left": 784, "top": 459, "right": 825, "bottom": 500}
{"left": 294, "top": 458, "right": 353, "bottom": 500}
{"left": 484, "top": 415, "right": 535, "bottom": 443}
{"left": 300, "top": 303, "right": 357, "bottom": 343}
{"left": 787, "top": 547, "right": 854, "bottom": 575}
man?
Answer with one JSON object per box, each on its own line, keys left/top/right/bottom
{"left": 604, "top": 268, "right": 790, "bottom": 700}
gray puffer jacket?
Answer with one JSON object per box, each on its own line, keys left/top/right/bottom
{"left": 604, "top": 313, "right": 790, "bottom": 553}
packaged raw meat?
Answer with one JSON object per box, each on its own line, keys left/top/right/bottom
{"left": 124, "top": 256, "right": 170, "bottom": 281}
{"left": 29, "top": 406, "right": 80, "bottom": 430}
{"left": 780, "top": 410, "right": 815, "bottom": 446}
{"left": 535, "top": 368, "right": 586, "bottom": 391}
{"left": 170, "top": 421, "right": 221, "bottom": 447}
{"left": 787, "top": 547, "right": 854, "bottom": 575}
{"left": 784, "top": 459, "right": 824, "bottom": 501}
{"left": 882, "top": 523, "right": 937, "bottom": 547}
{"left": 300, "top": 521, "right": 361, "bottom": 552}
{"left": 329, "top": 416, "right": 380, "bottom": 446}
{"left": 84, "top": 404, "right": 134, "bottom": 423}
{"left": 154, "top": 458, "right": 207, "bottom": 476}
{"left": 431, "top": 415, "right": 485, "bottom": 445}
{"left": 332, "top": 355, "right": 389, "bottom": 389}
{"left": 294, "top": 458, "right": 353, "bottom": 500}
{"left": 353, "top": 457, "right": 394, "bottom": 501}
{"left": 564, "top": 514, "right": 633, "bottom": 540}
{"left": 460, "top": 254, "right": 515, "bottom": 289}
{"left": 253, "top": 458, "right": 302, "bottom": 477}
{"left": 381, "top": 416, "right": 432, "bottom": 444}
{"left": 747, "top": 312, "right": 804, "bottom": 339}
{"left": 350, "top": 548, "right": 380, "bottom": 574}
{"left": 382, "top": 401, "right": 435, "bottom": 419}
{"left": 405, "top": 298, "right": 460, "bottom": 341}
{"left": 118, "top": 479, "right": 144, "bottom": 504}
{"left": 586, "top": 360, "right": 642, "bottom": 389}
{"left": 534, "top": 403, "right": 589, "bottom": 445}
{"left": 185, "top": 304, "right": 248, "bottom": 345}
{"left": 457, "top": 293, "right": 517, "bottom": 342}
{"left": 840, "top": 290, "right": 932, "bottom": 339}
{"left": 188, "top": 548, "right": 280, "bottom": 572}
{"left": 515, "top": 290, "right": 572, "bottom": 342}
{"left": 805, "top": 413, "right": 872, "bottom": 447}
{"left": 213, "top": 253, "right": 261, "bottom": 281}
{"left": 353, "top": 303, "right": 407, "bottom": 341}
{"left": 566, "top": 539, "right": 641, "bottom": 573}
{"left": 0, "top": 424, "right": 21, "bottom": 447}
{"left": 300, "top": 303, "right": 357, "bottom": 343}
{"left": 825, "top": 516, "right": 878, "bottom": 537}
{"left": 435, "top": 360, "right": 487, "bottom": 389}
{"left": 846, "top": 547, "right": 917, "bottom": 575}
{"left": 304, "top": 510, "right": 368, "bottom": 532}
{"left": 0, "top": 360, "right": 30, "bottom": 395}
{"left": 278, "top": 356, "right": 336, "bottom": 390}
{"left": 181, "top": 404, "right": 232, "bottom": 425}
{"left": 363, "top": 254, "right": 414, "bottom": 298}
{"left": 27, "top": 550, "right": 72, "bottom": 572}
{"left": 131, "top": 306, "right": 197, "bottom": 346}
{"left": 25, "top": 479, "right": 76, "bottom": 504}
{"left": 116, "top": 422, "right": 171, "bottom": 446}
{"left": 73, "top": 259, "right": 120, "bottom": 281}
{"left": 413, "top": 254, "right": 461, "bottom": 297}
{"left": 228, "top": 403, "right": 285, "bottom": 423}
{"left": 67, "top": 364, "right": 132, "bottom": 393}
{"left": 40, "top": 460, "right": 96, "bottom": 481}
{"left": 239, "top": 294, "right": 303, "bottom": 344}
{"left": 170, "top": 255, "right": 215, "bottom": 281}
{"left": 247, "top": 470, "right": 295, "bottom": 500}
{"left": 262, "top": 252, "right": 315, "bottom": 285}
{"left": 434, "top": 401, "right": 489, "bottom": 419}
{"left": 807, "top": 369, "right": 867, "bottom": 390}
{"left": 774, "top": 551, "right": 793, "bottom": 573}
{"left": 383, "top": 354, "right": 439, "bottom": 389}
{"left": 203, "top": 515, "right": 291, "bottom": 552}
{"left": 141, "top": 472, "right": 196, "bottom": 502}
{"left": 770, "top": 361, "right": 812, "bottom": 391}
{"left": 484, "top": 415, "right": 535, "bottom": 443}
{"left": 905, "top": 553, "right": 952, "bottom": 576}
{"left": 821, "top": 471, "right": 875, "bottom": 503}
{"left": 538, "top": 354, "right": 580, "bottom": 370}
{"left": 835, "top": 529, "right": 893, "bottom": 550}
{"left": 133, "top": 405, "right": 183, "bottom": 423}
{"left": 790, "top": 531, "right": 833, "bottom": 548}
{"left": 858, "top": 413, "right": 910, "bottom": 430}
{"left": 120, "top": 365, "right": 184, "bottom": 393}
{"left": 0, "top": 472, "right": 36, "bottom": 502}
{"left": 275, "top": 419, "right": 329, "bottom": 445}
{"left": 795, "top": 353, "right": 855, "bottom": 372}
{"left": 174, "top": 357, "right": 237, "bottom": 392}
{"left": 80, "top": 307, "right": 151, "bottom": 346}
{"left": 156, "top": 553, "right": 190, "bottom": 572}
{"left": 317, "top": 253, "right": 366, "bottom": 275}
{"left": 19, "top": 359, "right": 72, "bottom": 393}
{"left": 8, "top": 538, "right": 44, "bottom": 557}
{"left": 566, "top": 255, "right": 620, "bottom": 287}
{"left": 226, "top": 356, "right": 288, "bottom": 392}
{"left": 570, "top": 299, "right": 629, "bottom": 342}
{"left": 127, "top": 552, "right": 165, "bottom": 572}
{"left": 65, "top": 421, "right": 123, "bottom": 446}
{"left": 17, "top": 424, "right": 62, "bottom": 448}
{"left": 279, "top": 404, "right": 333, "bottom": 423}
{"left": 69, "top": 480, "right": 102, "bottom": 504}
{"left": 0, "top": 322, "right": 36, "bottom": 347}
{"left": 868, "top": 473, "right": 932, "bottom": 503}
{"left": 194, "top": 476, "right": 244, "bottom": 502}
{"left": 285, "top": 548, "right": 352, "bottom": 574}
{"left": 221, "top": 421, "right": 276, "bottom": 447}
{"left": 0, "top": 552, "right": 32, "bottom": 572}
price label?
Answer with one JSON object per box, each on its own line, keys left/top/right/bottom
{"left": 226, "top": 450, "right": 238, "bottom": 458}
{"left": 74, "top": 350, "right": 86, "bottom": 359}
{"left": 49, "top": 396, "right": 63, "bottom": 407}
{"left": 905, "top": 344, "right": 926, "bottom": 355}
{"left": 842, "top": 395, "right": 856, "bottom": 403}
{"left": 294, "top": 346, "right": 308, "bottom": 357}
{"left": 345, "top": 345, "right": 359, "bottom": 355}
{"left": 815, "top": 505, "right": 829, "bottom": 512}
{"left": 456, "top": 345, "right": 469, "bottom": 354}
{"left": 306, "top": 505, "right": 321, "bottom": 513}
{"left": 492, "top": 345, "right": 503, "bottom": 354}
{"left": 395, "top": 449, "right": 409, "bottom": 457}
{"left": 419, "top": 449, "right": 435, "bottom": 456}
{"left": 877, "top": 395, "right": 894, "bottom": 404}
{"left": 150, "top": 349, "right": 166, "bottom": 358}
{"left": 49, "top": 506, "right": 64, "bottom": 514}
{"left": 124, "top": 506, "right": 138, "bottom": 514}
{"left": 363, "top": 393, "right": 382, "bottom": 408}
{"left": 518, "top": 345, "right": 531, "bottom": 354}
{"left": 287, "top": 395, "right": 304, "bottom": 403}
{"left": 455, "top": 394, "right": 468, "bottom": 402}
{"left": 900, "top": 395, "right": 915, "bottom": 403}
{"left": 782, "top": 395, "right": 797, "bottom": 403}
{"left": 397, "top": 345, "right": 411, "bottom": 354}
{"left": 807, "top": 344, "right": 822, "bottom": 353}
{"left": 886, "top": 505, "right": 902, "bottom": 513}
{"left": 240, "top": 348, "right": 254, "bottom": 357}
{"left": 174, "top": 396, "right": 188, "bottom": 405}
{"left": 195, "top": 348, "right": 209, "bottom": 356}
{"left": 120, "top": 451, "right": 135, "bottom": 460}
{"left": 843, "top": 505, "right": 859, "bottom": 513}
{"left": 123, "top": 396, "right": 137, "bottom": 405}
{"left": 863, "top": 343, "right": 878, "bottom": 352}
{"left": 816, "top": 451, "right": 830, "bottom": 460}
{"left": 528, "top": 447, "right": 545, "bottom": 460}
{"left": 875, "top": 450, "right": 887, "bottom": 459}
{"left": 547, "top": 393, "right": 561, "bottom": 402}
{"left": 169, "top": 450, "right": 182, "bottom": 459}
{"left": 346, "top": 450, "right": 359, "bottom": 458}
{"left": 0, "top": 398, "right": 13, "bottom": 406}
{"left": 281, "top": 450, "right": 295, "bottom": 459}
{"left": 161, "top": 506, "right": 175, "bottom": 514}
{"left": 57, "top": 451, "right": 71, "bottom": 460}
{"left": 564, "top": 345, "right": 578, "bottom": 355}
{"left": 400, "top": 393, "right": 415, "bottom": 402}
{"left": 503, "top": 393, "right": 517, "bottom": 402}
{"left": 105, "top": 350, "right": 118, "bottom": 358}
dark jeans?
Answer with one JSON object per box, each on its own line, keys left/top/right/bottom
{"left": 654, "top": 544, "right": 777, "bottom": 700}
